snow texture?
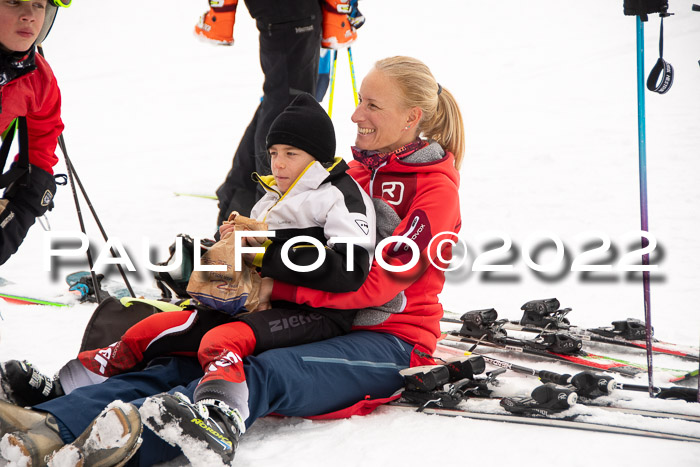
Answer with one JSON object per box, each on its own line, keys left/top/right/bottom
{"left": 0, "top": 436, "right": 28, "bottom": 467}
{"left": 91, "top": 401, "right": 133, "bottom": 450}
{"left": 46, "top": 445, "right": 80, "bottom": 467}
{"left": 1, "top": 0, "right": 700, "bottom": 466}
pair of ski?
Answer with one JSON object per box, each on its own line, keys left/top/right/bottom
{"left": 0, "top": 272, "right": 141, "bottom": 307}
{"left": 0, "top": 292, "right": 69, "bottom": 307}
{"left": 442, "top": 326, "right": 693, "bottom": 381}
{"left": 441, "top": 299, "right": 698, "bottom": 382}
{"left": 435, "top": 341, "right": 699, "bottom": 405}
{"left": 392, "top": 351, "right": 700, "bottom": 443}
{"left": 0, "top": 276, "right": 68, "bottom": 307}
{"left": 502, "top": 298, "right": 696, "bottom": 362}
{"left": 389, "top": 402, "right": 700, "bottom": 443}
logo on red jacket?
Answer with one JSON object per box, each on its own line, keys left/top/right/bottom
{"left": 381, "top": 182, "right": 404, "bottom": 205}
{"left": 376, "top": 174, "right": 417, "bottom": 217}
{"left": 384, "top": 209, "right": 432, "bottom": 264}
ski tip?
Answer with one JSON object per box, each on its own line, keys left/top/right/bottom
{"left": 0, "top": 292, "right": 70, "bottom": 307}
{"left": 669, "top": 370, "right": 699, "bottom": 383}
{"left": 173, "top": 192, "right": 217, "bottom": 200}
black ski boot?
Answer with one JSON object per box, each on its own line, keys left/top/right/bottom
{"left": 501, "top": 383, "right": 578, "bottom": 416}
{"left": 0, "top": 360, "right": 64, "bottom": 406}
{"left": 140, "top": 392, "right": 245, "bottom": 466}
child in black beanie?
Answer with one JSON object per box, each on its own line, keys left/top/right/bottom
{"left": 63, "top": 94, "right": 376, "bottom": 441}
{"left": 184, "top": 93, "right": 378, "bottom": 419}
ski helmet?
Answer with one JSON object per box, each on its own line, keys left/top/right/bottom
{"left": 18, "top": 0, "right": 71, "bottom": 45}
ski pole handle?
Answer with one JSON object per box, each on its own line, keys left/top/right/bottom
{"left": 537, "top": 370, "right": 571, "bottom": 385}
{"left": 656, "top": 387, "right": 698, "bottom": 402}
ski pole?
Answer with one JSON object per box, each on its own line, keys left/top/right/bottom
{"left": 635, "top": 15, "right": 655, "bottom": 398}
{"left": 694, "top": 5, "right": 700, "bottom": 68}
{"left": 696, "top": 4, "right": 700, "bottom": 400}
{"left": 327, "top": 49, "right": 339, "bottom": 118}
{"left": 61, "top": 148, "right": 136, "bottom": 298}
{"left": 62, "top": 145, "right": 105, "bottom": 303}
{"left": 37, "top": 45, "right": 136, "bottom": 299}
{"left": 347, "top": 47, "right": 359, "bottom": 107}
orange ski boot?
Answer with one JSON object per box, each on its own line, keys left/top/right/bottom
{"left": 321, "top": 1, "right": 357, "bottom": 49}
{"left": 194, "top": 0, "right": 238, "bottom": 46}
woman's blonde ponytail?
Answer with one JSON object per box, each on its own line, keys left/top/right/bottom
{"left": 374, "top": 56, "right": 465, "bottom": 170}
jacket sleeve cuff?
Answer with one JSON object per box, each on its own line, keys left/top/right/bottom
{"left": 271, "top": 280, "right": 298, "bottom": 302}
{"left": 252, "top": 239, "right": 272, "bottom": 268}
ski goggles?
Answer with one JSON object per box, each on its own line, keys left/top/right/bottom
{"left": 20, "top": 0, "right": 71, "bottom": 7}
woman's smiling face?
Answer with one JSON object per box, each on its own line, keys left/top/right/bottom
{"left": 351, "top": 68, "right": 419, "bottom": 154}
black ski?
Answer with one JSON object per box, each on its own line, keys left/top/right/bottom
{"left": 436, "top": 341, "right": 700, "bottom": 418}
{"left": 392, "top": 359, "right": 700, "bottom": 443}
{"left": 443, "top": 298, "right": 699, "bottom": 362}
{"left": 442, "top": 308, "right": 692, "bottom": 380}
{"left": 387, "top": 402, "right": 700, "bottom": 443}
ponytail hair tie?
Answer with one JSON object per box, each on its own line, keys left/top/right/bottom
{"left": 437, "top": 83, "right": 443, "bottom": 96}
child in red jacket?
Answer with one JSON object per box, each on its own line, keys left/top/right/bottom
{"left": 0, "top": 0, "right": 66, "bottom": 265}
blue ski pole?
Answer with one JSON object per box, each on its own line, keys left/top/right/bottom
{"left": 635, "top": 16, "right": 654, "bottom": 398}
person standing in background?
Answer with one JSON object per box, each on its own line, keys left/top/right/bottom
{"left": 193, "top": 0, "right": 363, "bottom": 225}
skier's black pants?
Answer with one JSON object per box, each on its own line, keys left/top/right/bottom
{"left": 237, "top": 304, "right": 357, "bottom": 353}
{"left": 215, "top": 6, "right": 322, "bottom": 224}
{"left": 142, "top": 304, "right": 357, "bottom": 360}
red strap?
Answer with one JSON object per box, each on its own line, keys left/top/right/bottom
{"left": 305, "top": 393, "right": 402, "bottom": 420}
{"left": 212, "top": 4, "right": 238, "bottom": 13}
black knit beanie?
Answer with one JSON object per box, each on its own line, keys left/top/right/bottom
{"left": 266, "top": 93, "right": 336, "bottom": 163}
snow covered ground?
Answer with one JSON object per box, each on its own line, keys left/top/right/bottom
{"left": 2, "top": 0, "right": 700, "bottom": 465}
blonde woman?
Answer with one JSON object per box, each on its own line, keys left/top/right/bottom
{"left": 1, "top": 56, "right": 465, "bottom": 467}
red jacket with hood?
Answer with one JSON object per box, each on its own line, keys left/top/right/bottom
{"left": 272, "top": 141, "right": 461, "bottom": 358}
{"left": 1, "top": 52, "right": 63, "bottom": 174}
